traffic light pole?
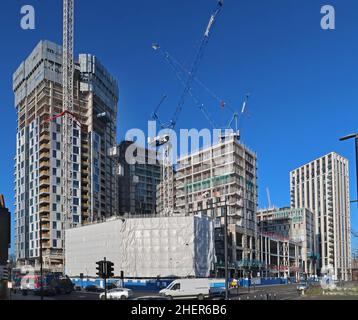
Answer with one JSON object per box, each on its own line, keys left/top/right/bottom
{"left": 104, "top": 257, "right": 107, "bottom": 300}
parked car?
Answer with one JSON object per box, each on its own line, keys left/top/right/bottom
{"left": 50, "top": 276, "right": 74, "bottom": 294}
{"left": 106, "top": 283, "right": 118, "bottom": 290}
{"left": 297, "top": 282, "right": 309, "bottom": 292}
{"left": 85, "top": 285, "right": 104, "bottom": 292}
{"left": 99, "top": 288, "right": 133, "bottom": 300}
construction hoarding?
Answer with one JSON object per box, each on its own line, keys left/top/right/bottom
{"left": 65, "top": 215, "right": 215, "bottom": 278}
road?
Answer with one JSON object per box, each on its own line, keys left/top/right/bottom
{"left": 8, "top": 284, "right": 301, "bottom": 300}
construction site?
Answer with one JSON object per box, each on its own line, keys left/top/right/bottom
{"left": 10, "top": 0, "right": 354, "bottom": 287}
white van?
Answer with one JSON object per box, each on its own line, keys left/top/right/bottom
{"left": 159, "top": 278, "right": 225, "bottom": 300}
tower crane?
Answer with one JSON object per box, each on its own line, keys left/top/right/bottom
{"left": 62, "top": 0, "right": 75, "bottom": 273}
{"left": 151, "top": 0, "right": 224, "bottom": 130}
{"left": 150, "top": 0, "right": 224, "bottom": 215}
{"left": 151, "top": 43, "right": 250, "bottom": 140}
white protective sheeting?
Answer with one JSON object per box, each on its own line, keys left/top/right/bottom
{"left": 65, "top": 215, "right": 214, "bottom": 278}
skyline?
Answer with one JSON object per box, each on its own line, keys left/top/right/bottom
{"left": 1, "top": 0, "right": 358, "bottom": 252}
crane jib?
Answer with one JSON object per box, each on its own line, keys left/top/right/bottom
{"left": 154, "top": 0, "right": 224, "bottom": 130}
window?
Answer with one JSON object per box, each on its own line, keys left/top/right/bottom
{"left": 73, "top": 146, "right": 79, "bottom": 155}
{"left": 53, "top": 239, "right": 57, "bottom": 247}
{"left": 73, "top": 198, "right": 79, "bottom": 206}
{"left": 53, "top": 150, "right": 57, "bottom": 158}
{"left": 172, "top": 283, "right": 180, "bottom": 291}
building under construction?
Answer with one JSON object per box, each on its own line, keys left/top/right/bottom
{"left": 257, "top": 207, "right": 317, "bottom": 277}
{"left": 110, "top": 140, "right": 161, "bottom": 215}
{"left": 13, "top": 40, "right": 118, "bottom": 271}
{"left": 156, "top": 134, "right": 259, "bottom": 276}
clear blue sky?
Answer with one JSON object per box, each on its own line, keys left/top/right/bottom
{"left": 0, "top": 0, "right": 357, "bottom": 252}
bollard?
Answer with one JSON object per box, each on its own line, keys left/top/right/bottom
{"left": 274, "top": 294, "right": 277, "bottom": 300}
{"left": 247, "top": 295, "right": 250, "bottom": 300}
{"left": 266, "top": 293, "right": 269, "bottom": 300}
{"left": 254, "top": 295, "right": 256, "bottom": 300}
{"left": 260, "top": 294, "right": 263, "bottom": 300}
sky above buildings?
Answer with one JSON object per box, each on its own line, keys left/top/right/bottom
{"left": 0, "top": 0, "right": 358, "bottom": 251}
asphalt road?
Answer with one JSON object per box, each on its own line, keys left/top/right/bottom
{"left": 8, "top": 284, "right": 300, "bottom": 301}
{"left": 9, "top": 289, "right": 159, "bottom": 300}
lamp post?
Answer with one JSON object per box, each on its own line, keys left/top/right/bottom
{"left": 223, "top": 197, "right": 229, "bottom": 300}
{"left": 339, "top": 133, "right": 358, "bottom": 204}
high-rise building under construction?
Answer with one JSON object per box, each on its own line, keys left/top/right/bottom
{"left": 13, "top": 40, "right": 118, "bottom": 271}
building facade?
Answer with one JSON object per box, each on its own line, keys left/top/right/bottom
{"left": 13, "top": 41, "right": 118, "bottom": 271}
{"left": 0, "top": 195, "right": 10, "bottom": 265}
{"left": 257, "top": 207, "right": 316, "bottom": 276}
{"left": 111, "top": 141, "right": 161, "bottom": 215}
{"left": 168, "top": 135, "right": 259, "bottom": 275}
{"left": 290, "top": 152, "right": 352, "bottom": 280}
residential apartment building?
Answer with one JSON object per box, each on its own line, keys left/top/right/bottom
{"left": 13, "top": 40, "right": 118, "bottom": 271}
{"left": 257, "top": 207, "right": 316, "bottom": 276}
{"left": 172, "top": 135, "right": 258, "bottom": 274}
{"left": 111, "top": 140, "right": 161, "bottom": 215}
{"left": 0, "top": 195, "right": 10, "bottom": 265}
{"left": 290, "top": 152, "right": 352, "bottom": 280}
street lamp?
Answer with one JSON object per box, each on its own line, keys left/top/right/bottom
{"left": 339, "top": 133, "right": 358, "bottom": 204}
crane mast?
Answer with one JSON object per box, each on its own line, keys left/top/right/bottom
{"left": 62, "top": 0, "right": 75, "bottom": 274}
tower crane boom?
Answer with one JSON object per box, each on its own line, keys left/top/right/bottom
{"left": 152, "top": 0, "right": 224, "bottom": 130}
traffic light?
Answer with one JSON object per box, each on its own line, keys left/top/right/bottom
{"left": 96, "top": 261, "right": 104, "bottom": 278}
{"left": 106, "top": 261, "right": 114, "bottom": 278}
{"left": 0, "top": 266, "right": 8, "bottom": 281}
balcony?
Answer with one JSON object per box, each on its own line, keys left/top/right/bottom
{"left": 39, "top": 160, "right": 50, "bottom": 170}
{"left": 39, "top": 177, "right": 50, "bottom": 187}
{"left": 39, "top": 196, "right": 50, "bottom": 204}
{"left": 39, "top": 151, "right": 50, "bottom": 161}
{"left": 42, "top": 231, "right": 51, "bottom": 240}
{"left": 39, "top": 205, "right": 50, "bottom": 214}
{"left": 39, "top": 168, "right": 50, "bottom": 177}
{"left": 40, "top": 142, "right": 50, "bottom": 151}
{"left": 41, "top": 221, "right": 50, "bottom": 231}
